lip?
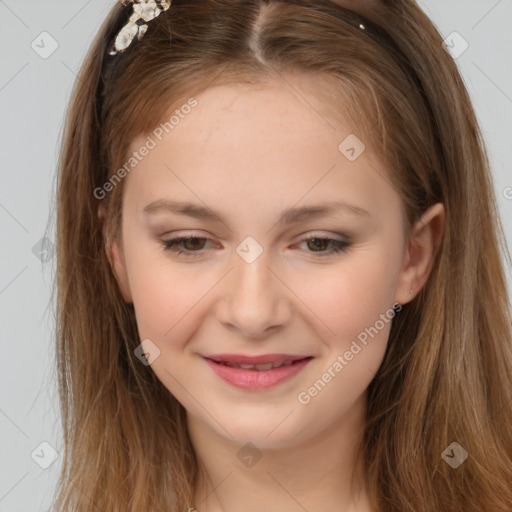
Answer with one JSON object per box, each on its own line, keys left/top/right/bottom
{"left": 203, "top": 353, "right": 310, "bottom": 365}
{"left": 203, "top": 355, "right": 313, "bottom": 390}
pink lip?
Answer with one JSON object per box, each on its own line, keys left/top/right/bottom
{"left": 204, "top": 353, "right": 310, "bottom": 365}
{"left": 203, "top": 355, "right": 313, "bottom": 390}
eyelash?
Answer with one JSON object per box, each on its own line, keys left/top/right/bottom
{"left": 159, "top": 234, "right": 350, "bottom": 258}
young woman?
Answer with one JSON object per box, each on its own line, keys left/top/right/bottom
{"left": 52, "top": 0, "right": 512, "bottom": 510}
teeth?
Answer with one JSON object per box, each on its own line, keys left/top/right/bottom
{"left": 273, "top": 360, "right": 294, "bottom": 368}
{"left": 219, "top": 360, "right": 296, "bottom": 370}
{"left": 255, "top": 363, "right": 274, "bottom": 371}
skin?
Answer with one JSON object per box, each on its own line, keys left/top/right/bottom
{"left": 98, "top": 73, "right": 444, "bottom": 512}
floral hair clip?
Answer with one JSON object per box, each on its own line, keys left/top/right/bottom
{"left": 109, "top": 0, "right": 172, "bottom": 56}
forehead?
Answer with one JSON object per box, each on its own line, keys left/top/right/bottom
{"left": 122, "top": 77, "right": 398, "bottom": 222}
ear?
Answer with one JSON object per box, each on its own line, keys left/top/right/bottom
{"left": 394, "top": 202, "right": 445, "bottom": 305}
{"left": 98, "top": 201, "right": 133, "bottom": 304}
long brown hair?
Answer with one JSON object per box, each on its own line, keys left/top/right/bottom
{"left": 51, "top": 0, "right": 512, "bottom": 510}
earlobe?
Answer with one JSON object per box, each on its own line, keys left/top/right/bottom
{"left": 98, "top": 201, "right": 133, "bottom": 304}
{"left": 394, "top": 202, "right": 445, "bottom": 305}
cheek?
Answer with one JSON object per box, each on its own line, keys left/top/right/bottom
{"left": 295, "top": 247, "right": 401, "bottom": 345}
{"left": 123, "top": 243, "right": 208, "bottom": 345}
{"left": 292, "top": 253, "right": 399, "bottom": 431}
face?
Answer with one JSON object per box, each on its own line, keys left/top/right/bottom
{"left": 103, "top": 74, "right": 441, "bottom": 450}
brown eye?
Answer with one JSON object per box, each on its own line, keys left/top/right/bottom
{"left": 160, "top": 235, "right": 350, "bottom": 258}
{"left": 306, "top": 238, "right": 330, "bottom": 251}
{"left": 161, "top": 236, "right": 211, "bottom": 256}
{"left": 181, "top": 237, "right": 207, "bottom": 251}
{"left": 298, "top": 237, "right": 350, "bottom": 256}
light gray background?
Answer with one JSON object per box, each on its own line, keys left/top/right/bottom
{"left": 0, "top": 1, "right": 511, "bottom": 510}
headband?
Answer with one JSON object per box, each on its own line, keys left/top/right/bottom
{"left": 107, "top": 0, "right": 383, "bottom": 57}
{"left": 105, "top": 0, "right": 426, "bottom": 114}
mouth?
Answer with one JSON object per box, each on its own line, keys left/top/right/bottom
{"left": 203, "top": 353, "right": 313, "bottom": 370}
{"left": 202, "top": 354, "right": 314, "bottom": 389}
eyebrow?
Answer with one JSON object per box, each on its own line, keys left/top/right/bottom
{"left": 143, "top": 199, "right": 370, "bottom": 226}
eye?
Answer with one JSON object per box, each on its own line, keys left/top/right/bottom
{"left": 160, "top": 236, "right": 213, "bottom": 257}
{"left": 294, "top": 236, "right": 350, "bottom": 256}
{"left": 160, "top": 233, "right": 351, "bottom": 258}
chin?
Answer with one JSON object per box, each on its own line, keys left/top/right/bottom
{"left": 216, "top": 413, "right": 310, "bottom": 450}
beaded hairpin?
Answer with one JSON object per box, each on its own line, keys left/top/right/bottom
{"left": 109, "top": 0, "right": 171, "bottom": 56}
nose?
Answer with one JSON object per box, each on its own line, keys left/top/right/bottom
{"left": 215, "top": 249, "right": 293, "bottom": 338}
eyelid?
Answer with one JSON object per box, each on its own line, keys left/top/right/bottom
{"left": 160, "top": 230, "right": 350, "bottom": 245}
{"left": 160, "top": 229, "right": 350, "bottom": 240}
{"left": 295, "top": 230, "right": 350, "bottom": 242}
{"left": 160, "top": 230, "right": 352, "bottom": 258}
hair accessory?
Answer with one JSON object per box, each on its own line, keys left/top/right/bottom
{"left": 109, "top": 0, "right": 171, "bottom": 56}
